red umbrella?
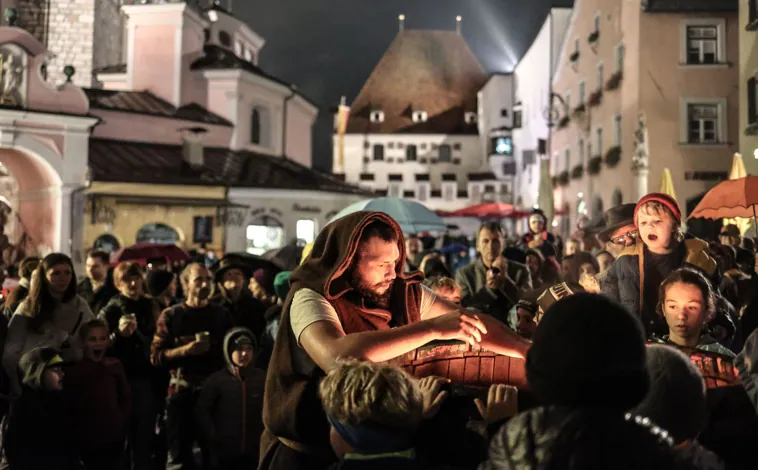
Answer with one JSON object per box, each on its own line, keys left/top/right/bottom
{"left": 448, "top": 202, "right": 515, "bottom": 219}
{"left": 114, "top": 243, "right": 190, "bottom": 265}
{"left": 689, "top": 176, "right": 758, "bottom": 221}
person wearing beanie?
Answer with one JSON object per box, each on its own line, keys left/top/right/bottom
{"left": 614, "top": 192, "right": 717, "bottom": 337}
{"left": 481, "top": 294, "right": 692, "bottom": 470}
{"left": 145, "top": 269, "right": 177, "bottom": 310}
{"left": 196, "top": 327, "right": 266, "bottom": 470}
{"left": 250, "top": 268, "right": 276, "bottom": 308}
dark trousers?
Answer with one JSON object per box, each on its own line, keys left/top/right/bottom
{"left": 127, "top": 377, "right": 157, "bottom": 470}
{"left": 81, "top": 440, "right": 126, "bottom": 470}
{"left": 166, "top": 386, "right": 208, "bottom": 470}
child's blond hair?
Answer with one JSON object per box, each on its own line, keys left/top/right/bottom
{"left": 318, "top": 359, "right": 424, "bottom": 430}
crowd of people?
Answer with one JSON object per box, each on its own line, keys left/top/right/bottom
{"left": 0, "top": 191, "right": 757, "bottom": 469}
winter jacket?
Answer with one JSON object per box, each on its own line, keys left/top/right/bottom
{"left": 478, "top": 407, "right": 693, "bottom": 470}
{"left": 456, "top": 258, "right": 532, "bottom": 305}
{"left": 98, "top": 295, "right": 157, "bottom": 379}
{"left": 3, "top": 347, "right": 82, "bottom": 470}
{"left": 77, "top": 276, "right": 118, "bottom": 314}
{"left": 212, "top": 292, "right": 267, "bottom": 343}
{"left": 62, "top": 357, "right": 132, "bottom": 450}
{"left": 195, "top": 327, "right": 265, "bottom": 463}
{"left": 3, "top": 295, "right": 93, "bottom": 398}
{"left": 614, "top": 238, "right": 717, "bottom": 336}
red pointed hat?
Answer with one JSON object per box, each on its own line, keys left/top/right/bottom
{"left": 634, "top": 193, "right": 682, "bottom": 226}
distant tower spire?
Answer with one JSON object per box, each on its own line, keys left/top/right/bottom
{"left": 398, "top": 14, "right": 405, "bottom": 32}
{"left": 456, "top": 15, "right": 462, "bottom": 34}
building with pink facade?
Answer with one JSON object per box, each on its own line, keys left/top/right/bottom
{"left": 0, "top": 1, "right": 368, "bottom": 264}
{"left": 550, "top": 0, "right": 738, "bottom": 235}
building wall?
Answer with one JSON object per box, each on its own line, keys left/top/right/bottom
{"left": 84, "top": 182, "right": 227, "bottom": 252}
{"left": 285, "top": 97, "right": 316, "bottom": 167}
{"left": 224, "top": 188, "right": 366, "bottom": 253}
{"left": 740, "top": 1, "right": 758, "bottom": 173}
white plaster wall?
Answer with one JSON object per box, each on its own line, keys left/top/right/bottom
{"left": 285, "top": 97, "right": 317, "bottom": 167}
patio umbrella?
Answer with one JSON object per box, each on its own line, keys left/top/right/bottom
{"left": 659, "top": 168, "right": 677, "bottom": 201}
{"left": 723, "top": 153, "right": 752, "bottom": 235}
{"left": 263, "top": 243, "right": 303, "bottom": 271}
{"left": 448, "top": 202, "right": 515, "bottom": 219}
{"left": 115, "top": 243, "right": 190, "bottom": 264}
{"left": 688, "top": 176, "right": 758, "bottom": 236}
{"left": 328, "top": 197, "right": 446, "bottom": 234}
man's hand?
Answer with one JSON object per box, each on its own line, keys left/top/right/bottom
{"left": 474, "top": 384, "right": 518, "bottom": 424}
{"left": 579, "top": 273, "right": 600, "bottom": 293}
{"left": 428, "top": 310, "right": 488, "bottom": 346}
{"left": 183, "top": 339, "right": 210, "bottom": 356}
{"left": 118, "top": 316, "right": 138, "bottom": 337}
{"left": 528, "top": 239, "right": 542, "bottom": 249}
{"left": 418, "top": 376, "right": 449, "bottom": 419}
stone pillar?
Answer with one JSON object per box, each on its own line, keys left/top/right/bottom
{"left": 634, "top": 167, "right": 649, "bottom": 201}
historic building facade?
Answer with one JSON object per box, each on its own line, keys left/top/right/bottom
{"left": 551, "top": 0, "right": 738, "bottom": 235}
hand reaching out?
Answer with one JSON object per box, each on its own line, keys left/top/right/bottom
{"left": 429, "top": 310, "right": 488, "bottom": 347}
{"left": 418, "top": 376, "right": 449, "bottom": 419}
{"left": 474, "top": 384, "right": 518, "bottom": 424}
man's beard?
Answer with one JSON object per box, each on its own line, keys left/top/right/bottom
{"left": 350, "top": 270, "right": 393, "bottom": 309}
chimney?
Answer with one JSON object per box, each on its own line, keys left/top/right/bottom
{"left": 180, "top": 127, "right": 208, "bottom": 169}
{"left": 456, "top": 16, "right": 462, "bottom": 35}
{"left": 398, "top": 14, "right": 405, "bottom": 32}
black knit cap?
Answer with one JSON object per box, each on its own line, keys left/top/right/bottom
{"left": 145, "top": 270, "right": 175, "bottom": 298}
{"left": 526, "top": 293, "right": 649, "bottom": 410}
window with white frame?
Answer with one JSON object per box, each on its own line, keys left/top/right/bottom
{"left": 595, "top": 127, "right": 603, "bottom": 156}
{"left": 596, "top": 62, "right": 604, "bottom": 90}
{"left": 682, "top": 99, "right": 726, "bottom": 144}
{"left": 296, "top": 219, "right": 316, "bottom": 244}
{"left": 418, "top": 184, "right": 428, "bottom": 201}
{"left": 370, "top": 110, "right": 385, "bottom": 123}
{"left": 389, "top": 183, "right": 401, "bottom": 198}
{"left": 613, "top": 114, "right": 622, "bottom": 146}
{"left": 412, "top": 110, "right": 428, "bottom": 123}
{"left": 615, "top": 44, "right": 625, "bottom": 72}
{"left": 578, "top": 81, "right": 586, "bottom": 105}
{"left": 373, "top": 144, "right": 385, "bottom": 160}
{"left": 443, "top": 184, "right": 454, "bottom": 201}
{"left": 681, "top": 19, "right": 726, "bottom": 65}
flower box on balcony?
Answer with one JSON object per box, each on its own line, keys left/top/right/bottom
{"left": 569, "top": 51, "right": 579, "bottom": 62}
{"left": 558, "top": 171, "right": 570, "bottom": 186}
{"left": 588, "top": 156, "right": 603, "bottom": 175}
{"left": 588, "top": 89, "right": 602, "bottom": 107}
{"left": 557, "top": 116, "right": 570, "bottom": 129}
{"left": 605, "top": 146, "right": 621, "bottom": 167}
{"left": 570, "top": 164, "right": 584, "bottom": 180}
{"left": 588, "top": 30, "right": 599, "bottom": 44}
{"left": 573, "top": 103, "right": 586, "bottom": 116}
{"left": 605, "top": 71, "right": 623, "bottom": 91}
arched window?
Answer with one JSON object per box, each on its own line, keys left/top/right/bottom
{"left": 406, "top": 144, "right": 418, "bottom": 161}
{"left": 219, "top": 31, "right": 232, "bottom": 47}
{"left": 136, "top": 223, "right": 180, "bottom": 245}
{"left": 612, "top": 188, "right": 623, "bottom": 207}
{"left": 251, "top": 109, "right": 261, "bottom": 145}
{"left": 93, "top": 234, "right": 120, "bottom": 253}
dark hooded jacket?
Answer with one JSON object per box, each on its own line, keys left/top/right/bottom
{"left": 77, "top": 273, "right": 118, "bottom": 315}
{"left": 97, "top": 294, "right": 157, "bottom": 379}
{"left": 195, "top": 327, "right": 265, "bottom": 463}
{"left": 614, "top": 237, "right": 718, "bottom": 336}
{"left": 3, "top": 347, "right": 82, "bottom": 470}
{"left": 260, "top": 211, "right": 424, "bottom": 467}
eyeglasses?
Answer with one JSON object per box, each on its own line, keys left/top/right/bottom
{"left": 611, "top": 230, "right": 638, "bottom": 246}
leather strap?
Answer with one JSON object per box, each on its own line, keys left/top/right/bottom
{"left": 277, "top": 436, "right": 333, "bottom": 459}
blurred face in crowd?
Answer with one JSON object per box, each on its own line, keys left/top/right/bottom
{"left": 186, "top": 265, "right": 213, "bottom": 301}
{"left": 636, "top": 204, "right": 677, "bottom": 255}
{"left": 477, "top": 227, "right": 503, "bottom": 268}
{"left": 564, "top": 239, "right": 581, "bottom": 257}
{"left": 515, "top": 307, "right": 537, "bottom": 339}
{"left": 222, "top": 268, "right": 246, "bottom": 299}
{"left": 720, "top": 233, "right": 739, "bottom": 247}
{"left": 405, "top": 237, "right": 422, "bottom": 261}
{"left": 609, "top": 224, "right": 638, "bottom": 248}
{"left": 118, "top": 274, "right": 143, "bottom": 300}
{"left": 83, "top": 326, "right": 109, "bottom": 362}
{"left": 434, "top": 284, "right": 461, "bottom": 305}
{"left": 561, "top": 258, "right": 573, "bottom": 280}
{"left": 47, "top": 263, "right": 72, "bottom": 295}
{"left": 486, "top": 257, "right": 508, "bottom": 290}
{"left": 597, "top": 252, "right": 615, "bottom": 274}
{"left": 578, "top": 262, "right": 597, "bottom": 279}
{"left": 232, "top": 343, "right": 254, "bottom": 368}
{"left": 525, "top": 253, "right": 541, "bottom": 277}
{"left": 529, "top": 215, "right": 545, "bottom": 234}
{"left": 351, "top": 236, "right": 398, "bottom": 307}
{"left": 86, "top": 255, "right": 107, "bottom": 283}
{"left": 43, "top": 366, "right": 64, "bottom": 392}
{"left": 662, "top": 281, "right": 709, "bottom": 348}
{"left": 167, "top": 278, "right": 178, "bottom": 298}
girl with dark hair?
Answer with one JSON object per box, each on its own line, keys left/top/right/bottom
{"left": 2, "top": 253, "right": 94, "bottom": 397}
{"left": 4, "top": 256, "right": 40, "bottom": 320}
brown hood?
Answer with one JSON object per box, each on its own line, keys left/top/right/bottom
{"left": 292, "top": 210, "right": 420, "bottom": 300}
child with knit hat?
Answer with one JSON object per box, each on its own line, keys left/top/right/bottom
{"left": 614, "top": 192, "right": 717, "bottom": 337}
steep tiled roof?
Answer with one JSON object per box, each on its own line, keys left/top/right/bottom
{"left": 84, "top": 89, "right": 232, "bottom": 126}
{"left": 190, "top": 45, "right": 317, "bottom": 108}
{"left": 346, "top": 30, "right": 488, "bottom": 135}
{"left": 641, "top": 0, "right": 737, "bottom": 11}
{"left": 88, "top": 139, "right": 372, "bottom": 196}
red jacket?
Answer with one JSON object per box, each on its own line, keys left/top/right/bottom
{"left": 63, "top": 357, "right": 132, "bottom": 449}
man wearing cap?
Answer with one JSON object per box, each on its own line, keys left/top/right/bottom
{"left": 212, "top": 256, "right": 267, "bottom": 342}
{"left": 615, "top": 193, "right": 717, "bottom": 336}
{"left": 260, "top": 211, "right": 530, "bottom": 470}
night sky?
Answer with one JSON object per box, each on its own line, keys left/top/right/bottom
{"left": 234, "top": 0, "right": 573, "bottom": 171}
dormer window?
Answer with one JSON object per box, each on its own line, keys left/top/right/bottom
{"left": 370, "top": 110, "right": 385, "bottom": 123}
{"left": 219, "top": 31, "right": 232, "bottom": 47}
{"left": 465, "top": 112, "right": 477, "bottom": 124}
{"left": 412, "top": 110, "right": 428, "bottom": 123}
